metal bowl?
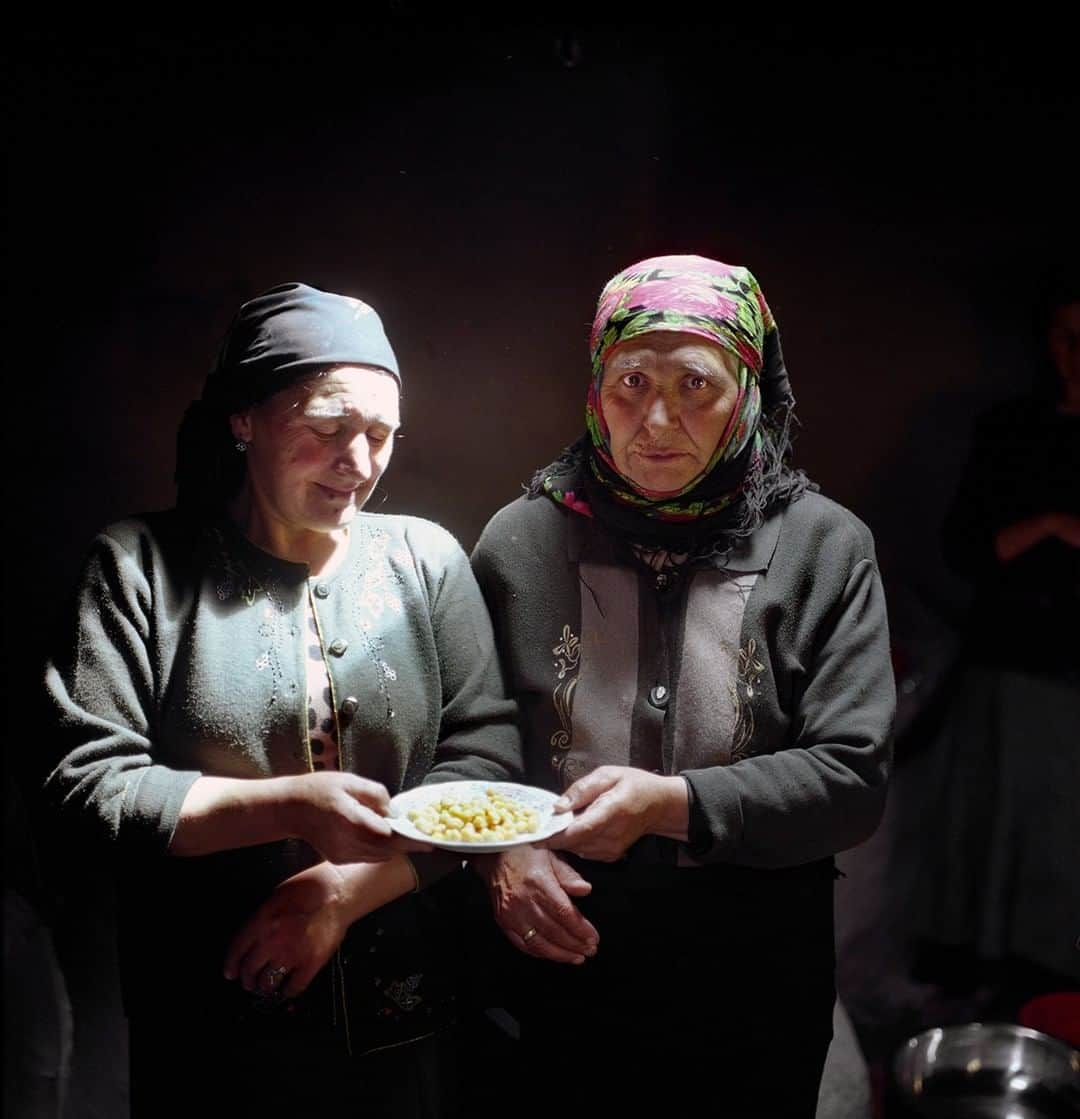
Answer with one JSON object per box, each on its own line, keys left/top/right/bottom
{"left": 891, "top": 1021, "right": 1080, "bottom": 1118}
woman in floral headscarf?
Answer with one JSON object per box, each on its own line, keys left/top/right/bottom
{"left": 469, "top": 255, "right": 896, "bottom": 1114}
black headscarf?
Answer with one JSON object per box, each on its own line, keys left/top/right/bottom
{"left": 175, "top": 282, "right": 399, "bottom": 512}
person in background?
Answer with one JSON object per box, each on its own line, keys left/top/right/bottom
{"left": 914, "top": 269, "right": 1080, "bottom": 1008}
{"left": 40, "top": 282, "right": 521, "bottom": 1118}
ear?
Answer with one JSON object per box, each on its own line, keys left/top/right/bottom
{"left": 229, "top": 411, "right": 254, "bottom": 444}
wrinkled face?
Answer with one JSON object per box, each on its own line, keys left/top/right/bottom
{"left": 230, "top": 365, "right": 400, "bottom": 539}
{"left": 599, "top": 331, "right": 741, "bottom": 494}
{"left": 1049, "top": 300, "right": 1080, "bottom": 404}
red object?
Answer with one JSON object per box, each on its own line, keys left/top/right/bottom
{"left": 1018, "top": 992, "right": 1080, "bottom": 1048}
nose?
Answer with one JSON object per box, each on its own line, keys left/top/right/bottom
{"left": 336, "top": 432, "right": 373, "bottom": 480}
{"left": 642, "top": 390, "right": 678, "bottom": 431}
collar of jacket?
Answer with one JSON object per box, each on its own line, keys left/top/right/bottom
{"left": 564, "top": 501, "right": 783, "bottom": 573}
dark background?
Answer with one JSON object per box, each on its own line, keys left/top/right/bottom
{"left": 7, "top": 12, "right": 1079, "bottom": 1115}
{"left": 10, "top": 17, "right": 1078, "bottom": 603}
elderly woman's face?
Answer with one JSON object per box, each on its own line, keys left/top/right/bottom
{"left": 599, "top": 331, "right": 741, "bottom": 494}
{"left": 230, "top": 365, "right": 400, "bottom": 538}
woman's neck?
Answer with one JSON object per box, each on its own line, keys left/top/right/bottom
{"left": 228, "top": 491, "right": 350, "bottom": 577}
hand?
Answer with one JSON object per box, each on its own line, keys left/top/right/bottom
{"left": 473, "top": 846, "right": 598, "bottom": 965}
{"left": 539, "top": 766, "right": 689, "bottom": 862}
{"left": 285, "top": 772, "right": 432, "bottom": 863}
{"left": 223, "top": 861, "right": 352, "bottom": 997}
{"left": 994, "top": 512, "right": 1080, "bottom": 563}
{"left": 1048, "top": 512, "right": 1080, "bottom": 548}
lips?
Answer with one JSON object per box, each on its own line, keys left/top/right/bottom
{"left": 635, "top": 448, "right": 689, "bottom": 460}
{"left": 316, "top": 483, "right": 359, "bottom": 499}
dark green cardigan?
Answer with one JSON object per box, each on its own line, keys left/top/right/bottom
{"left": 42, "top": 508, "right": 522, "bottom": 1031}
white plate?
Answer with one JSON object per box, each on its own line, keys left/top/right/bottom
{"left": 388, "top": 780, "right": 571, "bottom": 853}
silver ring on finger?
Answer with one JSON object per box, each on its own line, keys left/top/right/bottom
{"left": 261, "top": 963, "right": 288, "bottom": 988}
{"left": 522, "top": 927, "right": 538, "bottom": 943}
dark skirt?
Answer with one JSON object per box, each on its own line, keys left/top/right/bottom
{"left": 121, "top": 866, "right": 476, "bottom": 1118}
{"left": 463, "top": 857, "right": 837, "bottom": 1118}
{"left": 128, "top": 1018, "right": 459, "bottom": 1118}
{"left": 915, "top": 664, "right": 1080, "bottom": 981}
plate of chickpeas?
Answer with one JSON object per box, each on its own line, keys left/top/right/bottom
{"left": 387, "top": 781, "right": 572, "bottom": 853}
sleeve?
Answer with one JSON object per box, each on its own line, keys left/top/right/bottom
{"left": 682, "top": 555, "right": 895, "bottom": 867}
{"left": 407, "top": 524, "right": 525, "bottom": 888}
{"left": 41, "top": 531, "right": 201, "bottom": 856}
{"left": 419, "top": 528, "right": 524, "bottom": 783}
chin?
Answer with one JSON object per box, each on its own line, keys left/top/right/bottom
{"left": 629, "top": 470, "right": 699, "bottom": 495}
{"left": 308, "top": 504, "right": 359, "bottom": 533}
{"left": 622, "top": 454, "right": 701, "bottom": 496}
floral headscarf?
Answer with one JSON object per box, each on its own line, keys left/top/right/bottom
{"left": 539, "top": 255, "right": 794, "bottom": 539}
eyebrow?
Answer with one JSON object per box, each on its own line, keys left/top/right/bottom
{"left": 609, "top": 350, "right": 651, "bottom": 366}
{"left": 303, "top": 402, "right": 352, "bottom": 418}
{"left": 610, "top": 354, "right": 725, "bottom": 380}
{"left": 679, "top": 351, "right": 740, "bottom": 379}
{"left": 301, "top": 401, "right": 400, "bottom": 429}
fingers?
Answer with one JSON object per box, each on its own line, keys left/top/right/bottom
{"left": 222, "top": 922, "right": 253, "bottom": 982}
{"left": 545, "top": 779, "right": 640, "bottom": 861}
{"left": 280, "top": 961, "right": 316, "bottom": 998}
{"left": 238, "top": 942, "right": 284, "bottom": 993}
{"left": 224, "top": 905, "right": 289, "bottom": 992}
{"left": 342, "top": 774, "right": 391, "bottom": 813}
{"left": 499, "top": 892, "right": 596, "bottom": 962}
{"left": 227, "top": 923, "right": 297, "bottom": 995}
{"left": 257, "top": 962, "right": 290, "bottom": 994}
{"left": 313, "top": 803, "right": 396, "bottom": 864}
{"left": 550, "top": 854, "right": 593, "bottom": 898}
{"left": 532, "top": 912, "right": 597, "bottom": 959}
{"left": 504, "top": 893, "right": 596, "bottom": 959}
{"left": 505, "top": 922, "right": 587, "bottom": 965}
{"left": 490, "top": 851, "right": 598, "bottom": 961}
{"left": 543, "top": 819, "right": 623, "bottom": 863}
{"left": 555, "top": 766, "right": 621, "bottom": 813}
{"left": 348, "top": 802, "right": 394, "bottom": 840}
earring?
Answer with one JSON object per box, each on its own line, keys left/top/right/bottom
{"left": 235, "top": 440, "right": 247, "bottom": 452}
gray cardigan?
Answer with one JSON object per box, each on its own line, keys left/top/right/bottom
{"left": 471, "top": 490, "right": 895, "bottom": 869}
{"left": 42, "top": 509, "right": 521, "bottom": 1019}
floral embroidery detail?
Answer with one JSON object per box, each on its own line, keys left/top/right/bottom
{"left": 216, "top": 551, "right": 264, "bottom": 606}
{"left": 729, "top": 638, "right": 765, "bottom": 761}
{"left": 550, "top": 624, "right": 581, "bottom": 781}
{"left": 346, "top": 528, "right": 403, "bottom": 618}
{"left": 338, "top": 525, "right": 409, "bottom": 731}
{"left": 206, "top": 526, "right": 289, "bottom": 706}
{"left": 383, "top": 974, "right": 423, "bottom": 1011}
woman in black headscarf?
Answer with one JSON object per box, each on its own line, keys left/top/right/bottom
{"left": 41, "top": 282, "right": 521, "bottom": 1117}
{"left": 469, "top": 255, "right": 896, "bottom": 1116}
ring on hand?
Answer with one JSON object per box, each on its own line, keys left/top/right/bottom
{"left": 522, "top": 927, "right": 538, "bottom": 943}
{"left": 263, "top": 964, "right": 288, "bottom": 987}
